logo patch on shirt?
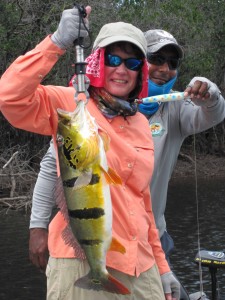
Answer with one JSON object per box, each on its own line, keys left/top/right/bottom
{"left": 150, "top": 122, "right": 164, "bottom": 137}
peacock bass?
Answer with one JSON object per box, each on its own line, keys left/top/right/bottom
{"left": 55, "top": 99, "right": 130, "bottom": 294}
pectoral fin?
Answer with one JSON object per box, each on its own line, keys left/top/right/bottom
{"left": 73, "top": 170, "right": 92, "bottom": 190}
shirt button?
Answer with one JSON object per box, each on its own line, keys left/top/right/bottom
{"left": 132, "top": 236, "right": 136, "bottom": 240}
{"left": 120, "top": 125, "right": 124, "bottom": 129}
{"left": 38, "top": 74, "right": 43, "bottom": 79}
{"left": 127, "top": 163, "right": 133, "bottom": 168}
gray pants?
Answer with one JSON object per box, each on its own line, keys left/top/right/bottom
{"left": 46, "top": 257, "right": 164, "bottom": 300}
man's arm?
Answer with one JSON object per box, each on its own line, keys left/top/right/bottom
{"left": 29, "top": 142, "right": 57, "bottom": 271}
{"left": 180, "top": 77, "right": 225, "bottom": 136}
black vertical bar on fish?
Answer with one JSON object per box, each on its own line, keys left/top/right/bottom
{"left": 69, "top": 207, "right": 105, "bottom": 219}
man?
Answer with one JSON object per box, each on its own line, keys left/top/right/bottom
{"left": 141, "top": 29, "right": 225, "bottom": 299}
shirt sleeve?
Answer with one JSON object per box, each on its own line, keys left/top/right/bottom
{"left": 179, "top": 93, "right": 225, "bottom": 137}
{"left": 143, "top": 187, "right": 171, "bottom": 275}
{"left": 30, "top": 142, "right": 57, "bottom": 229}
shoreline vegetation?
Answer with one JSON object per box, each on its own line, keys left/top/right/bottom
{"left": 0, "top": 148, "right": 224, "bottom": 212}
{"left": 0, "top": 145, "right": 44, "bottom": 213}
{"left": 172, "top": 153, "right": 225, "bottom": 179}
{"left": 0, "top": 0, "right": 225, "bottom": 213}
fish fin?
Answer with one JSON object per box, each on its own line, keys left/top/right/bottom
{"left": 73, "top": 170, "right": 92, "bottom": 190}
{"left": 57, "top": 108, "right": 73, "bottom": 121}
{"left": 54, "top": 176, "right": 70, "bottom": 223}
{"left": 107, "top": 167, "right": 122, "bottom": 184}
{"left": 61, "top": 226, "right": 86, "bottom": 259}
{"left": 99, "top": 129, "right": 110, "bottom": 152}
{"left": 54, "top": 177, "right": 86, "bottom": 259}
{"left": 74, "top": 272, "right": 130, "bottom": 294}
{"left": 101, "top": 166, "right": 122, "bottom": 185}
{"left": 108, "top": 237, "right": 126, "bottom": 254}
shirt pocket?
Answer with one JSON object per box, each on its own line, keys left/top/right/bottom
{"left": 128, "top": 143, "right": 154, "bottom": 193}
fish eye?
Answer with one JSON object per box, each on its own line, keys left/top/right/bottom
{"left": 56, "top": 135, "right": 64, "bottom": 146}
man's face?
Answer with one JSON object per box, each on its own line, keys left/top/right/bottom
{"left": 147, "top": 46, "right": 179, "bottom": 85}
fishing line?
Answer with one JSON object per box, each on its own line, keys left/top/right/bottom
{"left": 74, "top": 4, "right": 92, "bottom": 49}
{"left": 193, "top": 132, "right": 205, "bottom": 296}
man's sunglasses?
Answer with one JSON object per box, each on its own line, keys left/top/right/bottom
{"left": 147, "top": 53, "right": 180, "bottom": 70}
{"left": 105, "top": 54, "right": 143, "bottom": 72}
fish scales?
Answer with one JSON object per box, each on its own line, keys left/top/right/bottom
{"left": 56, "top": 100, "right": 130, "bottom": 295}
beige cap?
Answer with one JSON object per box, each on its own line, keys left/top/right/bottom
{"left": 144, "top": 29, "right": 184, "bottom": 58}
{"left": 93, "top": 22, "right": 147, "bottom": 56}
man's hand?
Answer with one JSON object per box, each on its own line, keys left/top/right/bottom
{"left": 184, "top": 76, "right": 220, "bottom": 107}
{"left": 51, "top": 6, "right": 91, "bottom": 49}
{"left": 161, "top": 271, "right": 180, "bottom": 300}
{"left": 29, "top": 228, "right": 49, "bottom": 271}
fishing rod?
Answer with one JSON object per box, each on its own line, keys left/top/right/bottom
{"left": 72, "top": 4, "right": 91, "bottom": 102}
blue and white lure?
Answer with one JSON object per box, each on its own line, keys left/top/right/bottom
{"left": 136, "top": 92, "right": 188, "bottom": 104}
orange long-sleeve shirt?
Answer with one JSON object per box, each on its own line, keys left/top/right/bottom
{"left": 0, "top": 36, "right": 170, "bottom": 276}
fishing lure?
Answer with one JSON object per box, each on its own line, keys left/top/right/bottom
{"left": 136, "top": 92, "right": 188, "bottom": 104}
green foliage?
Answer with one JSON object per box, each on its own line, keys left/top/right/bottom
{"left": 0, "top": 0, "right": 225, "bottom": 156}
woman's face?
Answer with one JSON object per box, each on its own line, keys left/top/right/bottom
{"left": 103, "top": 46, "right": 139, "bottom": 100}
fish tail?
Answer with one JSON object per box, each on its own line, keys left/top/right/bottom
{"left": 74, "top": 272, "right": 130, "bottom": 295}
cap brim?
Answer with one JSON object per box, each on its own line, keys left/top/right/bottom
{"left": 94, "top": 35, "right": 146, "bottom": 56}
{"left": 149, "top": 42, "right": 184, "bottom": 59}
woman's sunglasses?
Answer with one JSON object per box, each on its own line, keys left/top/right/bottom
{"left": 147, "top": 53, "right": 180, "bottom": 70}
{"left": 105, "top": 54, "right": 143, "bottom": 72}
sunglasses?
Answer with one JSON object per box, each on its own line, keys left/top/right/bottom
{"left": 105, "top": 54, "right": 143, "bottom": 72}
{"left": 147, "top": 53, "right": 180, "bottom": 70}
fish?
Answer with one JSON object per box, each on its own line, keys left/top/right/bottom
{"left": 55, "top": 99, "right": 130, "bottom": 295}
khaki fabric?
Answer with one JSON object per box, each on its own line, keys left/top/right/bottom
{"left": 46, "top": 257, "right": 164, "bottom": 300}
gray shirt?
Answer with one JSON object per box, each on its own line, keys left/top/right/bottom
{"left": 149, "top": 91, "right": 225, "bottom": 237}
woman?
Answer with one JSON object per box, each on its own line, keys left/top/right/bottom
{"left": 0, "top": 6, "right": 179, "bottom": 300}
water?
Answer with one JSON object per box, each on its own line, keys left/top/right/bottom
{"left": 166, "top": 176, "right": 225, "bottom": 298}
{"left": 0, "top": 211, "right": 46, "bottom": 300}
{"left": 0, "top": 176, "right": 224, "bottom": 299}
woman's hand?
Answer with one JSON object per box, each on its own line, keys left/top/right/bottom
{"left": 51, "top": 6, "right": 91, "bottom": 49}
